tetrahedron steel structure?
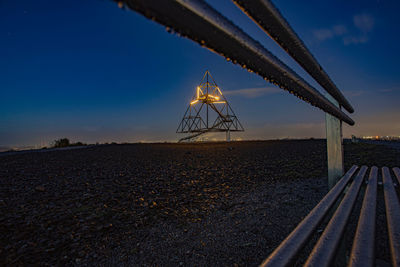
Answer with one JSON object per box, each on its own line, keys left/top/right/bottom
{"left": 177, "top": 71, "right": 244, "bottom": 142}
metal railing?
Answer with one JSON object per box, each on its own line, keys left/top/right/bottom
{"left": 117, "top": 0, "right": 354, "bottom": 125}
{"left": 116, "top": 0, "right": 354, "bottom": 186}
{"left": 233, "top": 0, "right": 354, "bottom": 113}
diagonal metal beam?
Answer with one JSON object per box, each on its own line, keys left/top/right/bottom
{"left": 117, "top": 0, "right": 355, "bottom": 125}
{"left": 233, "top": 0, "right": 354, "bottom": 113}
{"left": 176, "top": 104, "right": 190, "bottom": 133}
{"left": 187, "top": 102, "right": 204, "bottom": 131}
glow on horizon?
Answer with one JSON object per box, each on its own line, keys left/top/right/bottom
{"left": 0, "top": 0, "right": 399, "bottom": 147}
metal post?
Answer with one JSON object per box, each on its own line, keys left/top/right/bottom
{"left": 226, "top": 130, "right": 230, "bottom": 142}
{"left": 325, "top": 94, "right": 344, "bottom": 189}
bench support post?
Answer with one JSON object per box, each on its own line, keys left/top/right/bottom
{"left": 325, "top": 94, "right": 344, "bottom": 189}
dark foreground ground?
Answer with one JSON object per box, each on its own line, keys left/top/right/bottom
{"left": 1, "top": 140, "right": 399, "bottom": 266}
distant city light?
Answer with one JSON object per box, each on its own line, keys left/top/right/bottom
{"left": 359, "top": 135, "right": 400, "bottom": 140}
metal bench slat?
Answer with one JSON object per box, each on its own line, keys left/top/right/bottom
{"left": 393, "top": 167, "right": 400, "bottom": 186}
{"left": 382, "top": 167, "right": 400, "bottom": 267}
{"left": 348, "top": 166, "right": 378, "bottom": 267}
{"left": 304, "top": 166, "right": 368, "bottom": 267}
{"left": 260, "top": 165, "right": 359, "bottom": 267}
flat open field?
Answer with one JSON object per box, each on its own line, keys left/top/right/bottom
{"left": 1, "top": 140, "right": 399, "bottom": 266}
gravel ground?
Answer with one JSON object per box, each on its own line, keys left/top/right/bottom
{"left": 0, "top": 140, "right": 399, "bottom": 266}
{"left": 360, "top": 139, "right": 400, "bottom": 151}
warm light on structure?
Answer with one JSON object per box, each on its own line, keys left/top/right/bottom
{"left": 177, "top": 70, "right": 244, "bottom": 142}
{"left": 191, "top": 86, "right": 224, "bottom": 105}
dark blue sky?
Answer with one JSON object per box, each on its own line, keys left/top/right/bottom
{"left": 1, "top": 0, "right": 399, "bottom": 147}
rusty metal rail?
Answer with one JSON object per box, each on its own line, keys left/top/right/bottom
{"left": 233, "top": 0, "right": 354, "bottom": 113}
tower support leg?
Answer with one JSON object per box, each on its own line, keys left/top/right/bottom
{"left": 226, "top": 130, "right": 230, "bottom": 142}
{"left": 325, "top": 94, "right": 344, "bottom": 189}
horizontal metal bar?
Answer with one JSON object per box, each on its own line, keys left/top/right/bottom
{"left": 260, "top": 165, "right": 358, "bottom": 267}
{"left": 348, "top": 166, "right": 378, "bottom": 267}
{"left": 119, "top": 0, "right": 354, "bottom": 125}
{"left": 382, "top": 167, "right": 400, "bottom": 267}
{"left": 304, "top": 166, "right": 368, "bottom": 267}
{"left": 232, "top": 0, "right": 354, "bottom": 113}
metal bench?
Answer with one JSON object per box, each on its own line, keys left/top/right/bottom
{"left": 261, "top": 166, "right": 400, "bottom": 267}
{"left": 115, "top": 2, "right": 400, "bottom": 266}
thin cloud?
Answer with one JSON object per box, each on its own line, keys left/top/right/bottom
{"left": 343, "top": 88, "right": 396, "bottom": 98}
{"left": 343, "top": 14, "right": 374, "bottom": 45}
{"left": 333, "top": 25, "right": 348, "bottom": 35}
{"left": 353, "top": 14, "right": 374, "bottom": 33}
{"left": 313, "top": 29, "right": 334, "bottom": 41}
{"left": 83, "top": 126, "right": 99, "bottom": 132}
{"left": 343, "top": 90, "right": 365, "bottom": 97}
{"left": 313, "top": 24, "right": 347, "bottom": 41}
{"left": 343, "top": 35, "right": 368, "bottom": 45}
{"left": 379, "top": 88, "right": 394, "bottom": 93}
{"left": 223, "top": 87, "right": 281, "bottom": 98}
{"left": 313, "top": 13, "right": 374, "bottom": 45}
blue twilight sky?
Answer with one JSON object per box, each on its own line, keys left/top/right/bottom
{"left": 1, "top": 0, "right": 399, "bottom": 147}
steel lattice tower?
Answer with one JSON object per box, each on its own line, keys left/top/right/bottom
{"left": 176, "top": 71, "right": 244, "bottom": 142}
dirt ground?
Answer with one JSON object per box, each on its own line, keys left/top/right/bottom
{"left": 1, "top": 140, "right": 399, "bottom": 266}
